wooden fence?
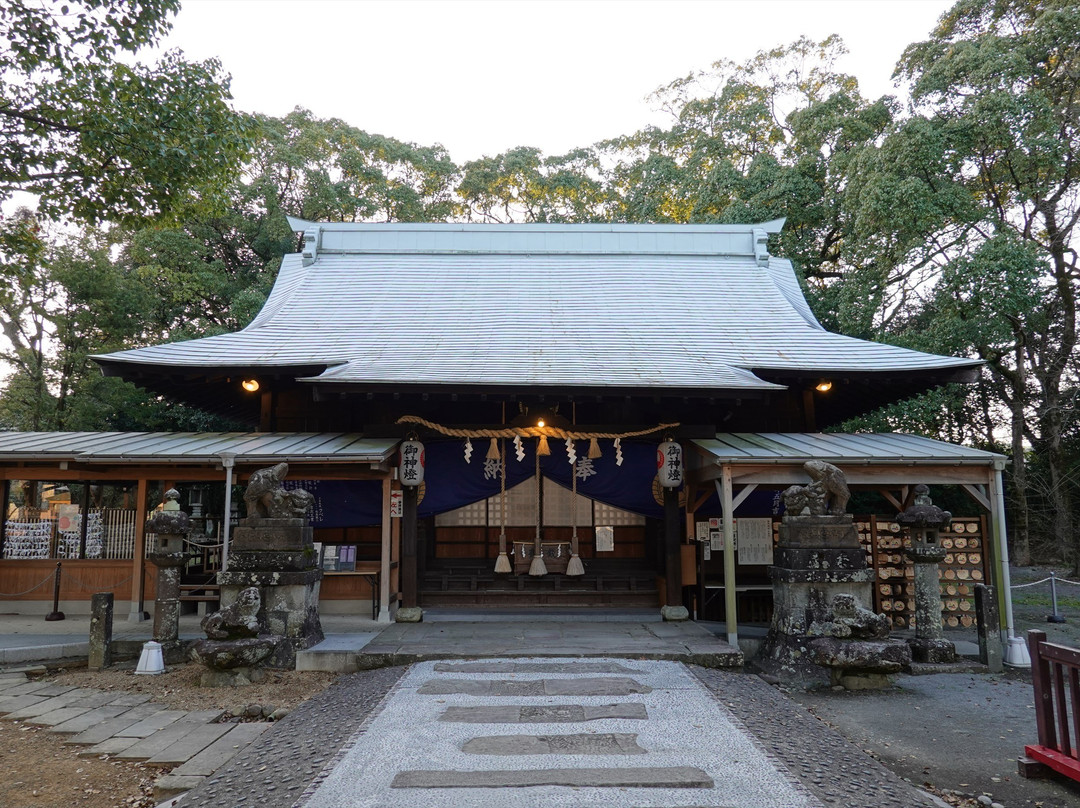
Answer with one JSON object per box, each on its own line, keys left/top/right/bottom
{"left": 1020, "top": 629, "right": 1080, "bottom": 784}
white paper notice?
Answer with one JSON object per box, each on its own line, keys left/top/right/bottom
{"left": 595, "top": 525, "right": 614, "bottom": 552}
{"left": 737, "top": 518, "right": 774, "bottom": 565}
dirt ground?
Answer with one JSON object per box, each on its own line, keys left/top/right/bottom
{"left": 1, "top": 662, "right": 337, "bottom": 808}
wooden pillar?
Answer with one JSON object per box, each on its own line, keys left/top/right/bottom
{"left": 0, "top": 480, "right": 9, "bottom": 557}
{"left": 78, "top": 483, "right": 91, "bottom": 559}
{"left": 379, "top": 477, "right": 392, "bottom": 621}
{"left": 663, "top": 487, "right": 682, "bottom": 607}
{"left": 401, "top": 485, "right": 418, "bottom": 609}
{"left": 721, "top": 465, "right": 738, "bottom": 646}
{"left": 130, "top": 477, "right": 149, "bottom": 622}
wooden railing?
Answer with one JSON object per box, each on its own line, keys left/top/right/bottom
{"left": 1020, "top": 629, "right": 1080, "bottom": 783}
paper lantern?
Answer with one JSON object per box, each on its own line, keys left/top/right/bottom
{"left": 399, "top": 440, "right": 425, "bottom": 486}
{"left": 657, "top": 440, "right": 683, "bottom": 488}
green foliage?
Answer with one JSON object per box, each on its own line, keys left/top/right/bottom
{"left": 0, "top": 0, "right": 251, "bottom": 225}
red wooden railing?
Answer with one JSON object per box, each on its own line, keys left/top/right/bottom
{"left": 1023, "top": 629, "right": 1080, "bottom": 783}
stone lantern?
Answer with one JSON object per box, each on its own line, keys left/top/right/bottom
{"left": 145, "top": 489, "right": 192, "bottom": 651}
{"left": 897, "top": 484, "right": 956, "bottom": 663}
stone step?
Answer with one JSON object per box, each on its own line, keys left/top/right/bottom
{"left": 440, "top": 702, "right": 648, "bottom": 723}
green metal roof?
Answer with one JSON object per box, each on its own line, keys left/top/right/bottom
{"left": 0, "top": 432, "right": 398, "bottom": 464}
{"left": 694, "top": 433, "right": 1006, "bottom": 469}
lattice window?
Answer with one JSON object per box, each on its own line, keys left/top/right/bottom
{"left": 434, "top": 498, "right": 488, "bottom": 527}
{"left": 594, "top": 499, "right": 645, "bottom": 526}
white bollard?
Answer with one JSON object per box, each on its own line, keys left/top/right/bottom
{"left": 135, "top": 640, "right": 165, "bottom": 675}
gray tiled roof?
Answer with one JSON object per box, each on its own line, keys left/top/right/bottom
{"left": 94, "top": 221, "right": 979, "bottom": 390}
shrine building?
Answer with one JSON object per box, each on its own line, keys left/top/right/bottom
{"left": 0, "top": 219, "right": 1014, "bottom": 648}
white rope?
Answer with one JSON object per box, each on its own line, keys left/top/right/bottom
{"left": 1010, "top": 576, "right": 1080, "bottom": 589}
{"left": 0, "top": 571, "right": 56, "bottom": 597}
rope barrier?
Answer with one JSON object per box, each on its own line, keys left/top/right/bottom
{"left": 64, "top": 571, "right": 134, "bottom": 593}
{"left": 0, "top": 571, "right": 57, "bottom": 597}
{"left": 1011, "top": 576, "right": 1080, "bottom": 589}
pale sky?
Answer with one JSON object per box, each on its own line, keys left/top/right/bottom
{"left": 157, "top": 0, "right": 955, "bottom": 162}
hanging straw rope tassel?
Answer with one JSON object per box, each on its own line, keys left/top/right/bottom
{"left": 566, "top": 448, "right": 585, "bottom": 576}
{"left": 494, "top": 439, "right": 512, "bottom": 573}
{"left": 529, "top": 446, "right": 548, "bottom": 576}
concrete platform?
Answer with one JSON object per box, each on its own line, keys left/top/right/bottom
{"left": 299, "top": 612, "right": 744, "bottom": 672}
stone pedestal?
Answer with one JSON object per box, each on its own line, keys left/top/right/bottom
{"left": 149, "top": 549, "right": 185, "bottom": 645}
{"left": 906, "top": 543, "right": 956, "bottom": 663}
{"left": 145, "top": 505, "right": 192, "bottom": 664}
{"left": 88, "top": 592, "right": 113, "bottom": 670}
{"left": 758, "top": 515, "right": 910, "bottom": 686}
{"left": 216, "top": 517, "right": 324, "bottom": 668}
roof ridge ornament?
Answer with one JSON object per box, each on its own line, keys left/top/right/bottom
{"left": 302, "top": 227, "right": 321, "bottom": 267}
{"left": 752, "top": 227, "right": 770, "bottom": 267}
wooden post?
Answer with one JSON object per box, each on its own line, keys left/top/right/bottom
{"left": 1028, "top": 630, "right": 1056, "bottom": 749}
{"left": 0, "top": 480, "right": 9, "bottom": 557}
{"left": 721, "top": 465, "right": 738, "bottom": 646}
{"left": 78, "top": 482, "right": 91, "bottom": 559}
{"left": 379, "top": 477, "right": 392, "bottom": 621}
{"left": 663, "top": 486, "right": 681, "bottom": 607}
{"left": 402, "top": 485, "right": 418, "bottom": 609}
{"left": 130, "top": 477, "right": 149, "bottom": 622}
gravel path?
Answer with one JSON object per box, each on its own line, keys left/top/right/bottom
{"left": 170, "top": 661, "right": 958, "bottom": 808}
{"left": 176, "top": 665, "right": 407, "bottom": 807}
{"left": 691, "top": 667, "right": 939, "bottom": 808}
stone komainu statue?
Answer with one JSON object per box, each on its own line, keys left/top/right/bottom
{"left": 243, "top": 462, "right": 315, "bottom": 519}
{"left": 782, "top": 460, "right": 850, "bottom": 516}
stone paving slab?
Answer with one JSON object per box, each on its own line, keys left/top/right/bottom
{"left": 439, "top": 702, "right": 649, "bottom": 723}
{"left": 0, "top": 681, "right": 75, "bottom": 698}
{"left": 65, "top": 703, "right": 164, "bottom": 745}
{"left": 115, "top": 710, "right": 225, "bottom": 760}
{"left": 80, "top": 734, "right": 142, "bottom": 757}
{"left": 153, "top": 773, "right": 207, "bottom": 802}
{"left": 461, "top": 732, "right": 646, "bottom": 755}
{"left": 0, "top": 693, "right": 48, "bottom": 714}
{"left": 390, "top": 766, "right": 715, "bottom": 789}
{"left": 417, "top": 676, "right": 652, "bottom": 697}
{"left": 114, "top": 709, "right": 188, "bottom": 738}
{"left": 30, "top": 691, "right": 123, "bottom": 725}
{"left": 50, "top": 703, "right": 137, "bottom": 734}
{"left": 145, "top": 721, "right": 234, "bottom": 766}
{"left": 171, "top": 722, "right": 271, "bottom": 776}
{"left": 433, "top": 661, "right": 639, "bottom": 674}
{"left": 3, "top": 688, "right": 96, "bottom": 719}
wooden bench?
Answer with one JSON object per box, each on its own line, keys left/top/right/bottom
{"left": 1019, "top": 629, "right": 1080, "bottom": 784}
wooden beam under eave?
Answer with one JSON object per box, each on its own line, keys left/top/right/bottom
{"left": 728, "top": 465, "right": 995, "bottom": 486}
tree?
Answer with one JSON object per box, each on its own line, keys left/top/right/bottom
{"left": 0, "top": 0, "right": 251, "bottom": 225}
{"left": 851, "top": 0, "right": 1080, "bottom": 567}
